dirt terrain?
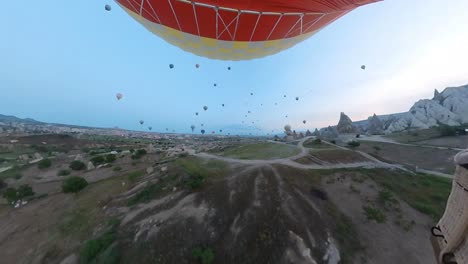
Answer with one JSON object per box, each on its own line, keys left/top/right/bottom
{"left": 0, "top": 133, "right": 457, "bottom": 264}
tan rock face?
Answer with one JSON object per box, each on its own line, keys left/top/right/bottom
{"left": 336, "top": 112, "right": 356, "bottom": 134}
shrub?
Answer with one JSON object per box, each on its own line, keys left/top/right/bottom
{"left": 112, "top": 166, "right": 122, "bottom": 172}
{"left": 62, "top": 177, "right": 88, "bottom": 193}
{"left": 347, "top": 141, "right": 360, "bottom": 148}
{"left": 131, "top": 149, "right": 147, "bottom": 160}
{"left": 80, "top": 226, "right": 118, "bottom": 263}
{"left": 313, "top": 138, "right": 322, "bottom": 144}
{"left": 69, "top": 160, "right": 86, "bottom": 171}
{"left": 192, "top": 247, "right": 215, "bottom": 264}
{"left": 363, "top": 206, "right": 386, "bottom": 223}
{"left": 0, "top": 179, "right": 6, "bottom": 189}
{"left": 90, "top": 156, "right": 106, "bottom": 166}
{"left": 438, "top": 124, "right": 457, "bottom": 137}
{"left": 38, "top": 158, "right": 52, "bottom": 169}
{"left": 185, "top": 174, "right": 205, "bottom": 190}
{"left": 3, "top": 184, "right": 35, "bottom": 204}
{"left": 105, "top": 154, "right": 116, "bottom": 163}
{"left": 330, "top": 140, "right": 336, "bottom": 144}
{"left": 58, "top": 169, "right": 71, "bottom": 176}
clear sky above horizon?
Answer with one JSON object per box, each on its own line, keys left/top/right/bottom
{"left": 1, "top": 0, "right": 468, "bottom": 135}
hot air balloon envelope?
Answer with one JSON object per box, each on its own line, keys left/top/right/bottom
{"left": 115, "top": 0, "right": 379, "bottom": 61}
{"left": 116, "top": 93, "right": 123, "bottom": 100}
{"left": 105, "top": 4, "right": 112, "bottom": 11}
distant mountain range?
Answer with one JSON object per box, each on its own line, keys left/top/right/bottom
{"left": 322, "top": 83, "right": 468, "bottom": 135}
{"left": 0, "top": 114, "right": 42, "bottom": 124}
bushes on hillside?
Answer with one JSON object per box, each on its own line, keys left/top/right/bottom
{"left": 347, "top": 141, "right": 361, "bottom": 148}
{"left": 57, "top": 169, "right": 71, "bottom": 176}
{"left": 37, "top": 158, "right": 52, "bottom": 169}
{"left": 131, "top": 149, "right": 147, "bottom": 160}
{"left": 90, "top": 154, "right": 116, "bottom": 166}
{"left": 3, "top": 184, "right": 34, "bottom": 204}
{"left": 69, "top": 160, "right": 86, "bottom": 171}
{"left": 90, "top": 156, "right": 106, "bottom": 166}
{"left": 438, "top": 124, "right": 457, "bottom": 137}
{"left": 105, "top": 154, "right": 116, "bottom": 163}
{"left": 62, "top": 177, "right": 88, "bottom": 193}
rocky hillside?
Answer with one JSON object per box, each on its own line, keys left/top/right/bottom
{"left": 323, "top": 84, "right": 468, "bottom": 135}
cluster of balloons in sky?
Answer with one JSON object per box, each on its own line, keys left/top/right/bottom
{"left": 106, "top": 0, "right": 375, "bottom": 134}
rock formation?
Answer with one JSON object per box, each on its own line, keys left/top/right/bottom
{"left": 367, "top": 114, "right": 383, "bottom": 135}
{"left": 336, "top": 112, "right": 357, "bottom": 133}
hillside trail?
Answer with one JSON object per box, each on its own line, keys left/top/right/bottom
{"left": 196, "top": 137, "right": 401, "bottom": 171}
{"left": 359, "top": 135, "right": 465, "bottom": 151}
{"left": 196, "top": 136, "right": 454, "bottom": 178}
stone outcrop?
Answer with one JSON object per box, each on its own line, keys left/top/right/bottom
{"left": 336, "top": 112, "right": 356, "bottom": 134}
{"left": 326, "top": 84, "right": 468, "bottom": 134}
{"left": 367, "top": 114, "right": 383, "bottom": 135}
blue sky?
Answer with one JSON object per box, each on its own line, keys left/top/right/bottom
{"left": 1, "top": 0, "right": 468, "bottom": 135}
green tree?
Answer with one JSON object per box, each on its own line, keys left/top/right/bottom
{"left": 62, "top": 177, "right": 88, "bottom": 193}
{"left": 69, "top": 160, "right": 86, "bottom": 171}
{"left": 37, "top": 158, "right": 52, "bottom": 169}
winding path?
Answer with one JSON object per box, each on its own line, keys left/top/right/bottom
{"left": 195, "top": 137, "right": 402, "bottom": 171}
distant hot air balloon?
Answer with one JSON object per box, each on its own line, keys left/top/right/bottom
{"left": 148, "top": 126, "right": 152, "bottom": 130}
{"left": 139, "top": 120, "right": 144, "bottom": 125}
{"left": 219, "top": 129, "right": 223, "bottom": 133}
{"left": 191, "top": 125, "right": 195, "bottom": 132}
{"left": 303, "top": 120, "right": 306, "bottom": 124}
{"left": 296, "top": 97, "right": 299, "bottom": 101}
{"left": 201, "top": 124, "right": 204, "bottom": 127}
{"left": 214, "top": 83, "right": 217, "bottom": 87}
{"left": 361, "top": 65, "right": 366, "bottom": 70}
{"left": 116, "top": 93, "right": 123, "bottom": 100}
{"left": 195, "top": 112, "right": 199, "bottom": 116}
{"left": 222, "top": 104, "right": 225, "bottom": 107}
{"left": 201, "top": 129, "right": 205, "bottom": 135}
{"left": 169, "top": 64, "right": 174, "bottom": 69}
{"left": 248, "top": 111, "right": 251, "bottom": 114}
{"left": 166, "top": 128, "right": 169, "bottom": 131}
{"left": 195, "top": 64, "right": 200, "bottom": 68}
{"left": 227, "top": 67, "right": 231, "bottom": 70}
{"left": 250, "top": 93, "right": 253, "bottom": 96}
{"left": 105, "top": 4, "right": 112, "bottom": 11}
{"left": 212, "top": 131, "right": 215, "bottom": 134}
{"left": 115, "top": 0, "right": 377, "bottom": 60}
{"left": 203, "top": 106, "right": 208, "bottom": 111}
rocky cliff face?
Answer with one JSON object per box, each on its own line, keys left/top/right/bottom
{"left": 327, "top": 84, "right": 468, "bottom": 134}
{"left": 336, "top": 112, "right": 357, "bottom": 133}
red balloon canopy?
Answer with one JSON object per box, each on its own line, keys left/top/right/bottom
{"left": 116, "top": 0, "right": 380, "bottom": 60}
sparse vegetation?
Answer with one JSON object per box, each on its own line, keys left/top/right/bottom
{"left": 131, "top": 149, "right": 147, "bottom": 160}
{"left": 347, "top": 141, "right": 360, "bottom": 148}
{"left": 3, "top": 184, "right": 35, "bottom": 204}
{"left": 192, "top": 246, "right": 215, "bottom": 264}
{"left": 38, "top": 158, "right": 52, "bottom": 169}
{"left": 221, "top": 142, "right": 300, "bottom": 160}
{"left": 112, "top": 166, "right": 122, "bottom": 172}
{"left": 363, "top": 206, "right": 386, "bottom": 223}
{"left": 69, "top": 160, "right": 86, "bottom": 171}
{"left": 105, "top": 154, "right": 116, "bottom": 163}
{"left": 90, "top": 156, "right": 106, "bottom": 166}
{"left": 368, "top": 170, "right": 451, "bottom": 219}
{"left": 79, "top": 219, "right": 120, "bottom": 264}
{"left": 62, "top": 177, "right": 88, "bottom": 193}
{"left": 327, "top": 204, "right": 364, "bottom": 263}
{"left": 57, "top": 169, "right": 71, "bottom": 176}
{"left": 127, "top": 170, "right": 144, "bottom": 183}
{"left": 127, "top": 183, "right": 163, "bottom": 206}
